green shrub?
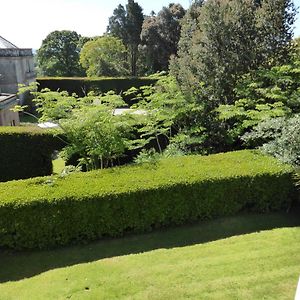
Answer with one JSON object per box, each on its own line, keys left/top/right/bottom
{"left": 0, "top": 127, "right": 64, "bottom": 182}
{"left": 0, "top": 150, "right": 296, "bottom": 249}
{"left": 37, "top": 77, "right": 158, "bottom": 103}
{"left": 243, "top": 115, "right": 300, "bottom": 166}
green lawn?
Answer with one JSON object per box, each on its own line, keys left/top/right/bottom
{"left": 52, "top": 157, "right": 65, "bottom": 174}
{"left": 19, "top": 113, "right": 38, "bottom": 124}
{"left": 0, "top": 211, "right": 299, "bottom": 299}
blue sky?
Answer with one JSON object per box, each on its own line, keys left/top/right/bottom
{"left": 1, "top": 0, "right": 300, "bottom": 49}
{"left": 294, "top": 0, "right": 300, "bottom": 36}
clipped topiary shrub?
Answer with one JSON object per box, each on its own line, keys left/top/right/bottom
{"left": 0, "top": 150, "right": 296, "bottom": 249}
{"left": 37, "top": 77, "right": 158, "bottom": 103}
{"left": 0, "top": 127, "right": 64, "bottom": 182}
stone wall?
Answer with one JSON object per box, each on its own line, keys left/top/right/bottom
{"left": 0, "top": 94, "right": 20, "bottom": 126}
{"left": 0, "top": 51, "right": 35, "bottom": 103}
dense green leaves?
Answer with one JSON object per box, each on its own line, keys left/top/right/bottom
{"left": 243, "top": 115, "right": 300, "bottom": 165}
{"left": 80, "top": 36, "right": 129, "bottom": 77}
{"left": 0, "top": 150, "right": 295, "bottom": 249}
{"left": 169, "top": 0, "right": 297, "bottom": 153}
{"left": 37, "top": 77, "right": 158, "bottom": 99}
{"left": 217, "top": 61, "right": 300, "bottom": 145}
{"left": 172, "top": 0, "right": 296, "bottom": 107}
{"left": 37, "top": 30, "right": 87, "bottom": 77}
{"left": 140, "top": 3, "right": 186, "bottom": 72}
{"left": 0, "top": 127, "right": 63, "bottom": 182}
{"left": 107, "top": 0, "right": 144, "bottom": 76}
{"left": 32, "top": 89, "right": 135, "bottom": 170}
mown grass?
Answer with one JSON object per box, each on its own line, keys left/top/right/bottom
{"left": 19, "top": 114, "right": 38, "bottom": 124}
{"left": 52, "top": 157, "right": 65, "bottom": 175}
{"left": 0, "top": 211, "right": 299, "bottom": 299}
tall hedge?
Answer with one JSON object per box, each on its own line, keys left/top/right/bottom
{"left": 0, "top": 150, "right": 296, "bottom": 249}
{"left": 37, "top": 77, "right": 158, "bottom": 102}
{"left": 0, "top": 127, "right": 64, "bottom": 182}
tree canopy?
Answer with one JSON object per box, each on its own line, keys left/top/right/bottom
{"left": 107, "top": 0, "right": 144, "bottom": 76}
{"left": 171, "top": 0, "right": 296, "bottom": 105}
{"left": 37, "top": 30, "right": 87, "bottom": 77}
{"left": 80, "top": 36, "right": 129, "bottom": 77}
{"left": 140, "top": 3, "right": 186, "bottom": 73}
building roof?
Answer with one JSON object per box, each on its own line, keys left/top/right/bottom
{"left": 0, "top": 36, "right": 18, "bottom": 49}
{"left": 0, "top": 93, "right": 17, "bottom": 109}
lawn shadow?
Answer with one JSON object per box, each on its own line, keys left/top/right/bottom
{"left": 0, "top": 209, "right": 299, "bottom": 283}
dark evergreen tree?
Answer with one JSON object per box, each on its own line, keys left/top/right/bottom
{"left": 169, "top": 0, "right": 204, "bottom": 98}
{"left": 170, "top": 0, "right": 296, "bottom": 152}
{"left": 140, "top": 3, "right": 186, "bottom": 72}
{"left": 255, "top": 0, "right": 296, "bottom": 66}
{"left": 171, "top": 0, "right": 296, "bottom": 106}
{"left": 107, "top": 0, "right": 144, "bottom": 76}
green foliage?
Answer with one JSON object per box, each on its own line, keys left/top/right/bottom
{"left": 242, "top": 117, "right": 285, "bottom": 147}
{"left": 171, "top": 0, "right": 293, "bottom": 152}
{"left": 0, "top": 127, "right": 63, "bottom": 182}
{"left": 255, "top": 0, "right": 296, "bottom": 65}
{"left": 131, "top": 75, "right": 204, "bottom": 153}
{"left": 169, "top": 1, "right": 203, "bottom": 98}
{"left": 243, "top": 115, "right": 300, "bottom": 166}
{"left": 133, "top": 148, "right": 160, "bottom": 164}
{"left": 217, "top": 101, "right": 289, "bottom": 144}
{"left": 217, "top": 61, "right": 300, "bottom": 144}
{"left": 172, "top": 0, "right": 296, "bottom": 104}
{"left": 80, "top": 36, "right": 129, "bottom": 77}
{"left": 107, "top": 4, "right": 127, "bottom": 41}
{"left": 234, "top": 63, "right": 300, "bottom": 112}
{"left": 36, "top": 77, "right": 158, "bottom": 101}
{"left": 60, "top": 105, "right": 132, "bottom": 170}
{"left": 33, "top": 89, "right": 78, "bottom": 122}
{"left": 37, "top": 30, "right": 87, "bottom": 77}
{"left": 107, "top": 0, "right": 144, "bottom": 76}
{"left": 32, "top": 89, "right": 135, "bottom": 170}
{"left": 140, "top": 3, "right": 186, "bottom": 72}
{"left": 167, "top": 0, "right": 296, "bottom": 154}
{"left": 0, "top": 150, "right": 295, "bottom": 249}
{"left": 35, "top": 75, "right": 200, "bottom": 166}
{"left": 172, "top": 0, "right": 256, "bottom": 103}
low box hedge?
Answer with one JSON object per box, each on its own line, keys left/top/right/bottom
{"left": 0, "top": 127, "right": 64, "bottom": 182}
{"left": 0, "top": 150, "right": 296, "bottom": 249}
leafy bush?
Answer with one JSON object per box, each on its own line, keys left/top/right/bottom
{"left": 130, "top": 75, "right": 204, "bottom": 154}
{"left": 32, "top": 75, "right": 202, "bottom": 170}
{"left": 0, "top": 150, "right": 295, "bottom": 249}
{"left": 134, "top": 148, "right": 161, "bottom": 164}
{"left": 0, "top": 127, "right": 64, "bottom": 182}
{"left": 80, "top": 36, "right": 129, "bottom": 77}
{"left": 243, "top": 115, "right": 300, "bottom": 166}
{"left": 217, "top": 62, "right": 300, "bottom": 147}
{"left": 30, "top": 89, "right": 139, "bottom": 170}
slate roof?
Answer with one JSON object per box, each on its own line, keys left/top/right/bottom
{"left": 0, "top": 36, "right": 18, "bottom": 49}
{"left": 0, "top": 94, "right": 17, "bottom": 109}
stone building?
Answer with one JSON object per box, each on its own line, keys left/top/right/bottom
{"left": 0, "top": 94, "right": 20, "bottom": 126}
{"left": 0, "top": 36, "right": 35, "bottom": 103}
{"left": 0, "top": 36, "right": 36, "bottom": 126}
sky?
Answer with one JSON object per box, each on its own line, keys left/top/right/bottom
{"left": 1, "top": 0, "right": 300, "bottom": 49}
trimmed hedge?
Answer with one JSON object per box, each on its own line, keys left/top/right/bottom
{"left": 37, "top": 77, "right": 158, "bottom": 101}
{"left": 0, "top": 127, "right": 64, "bottom": 182}
{"left": 0, "top": 150, "right": 296, "bottom": 249}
